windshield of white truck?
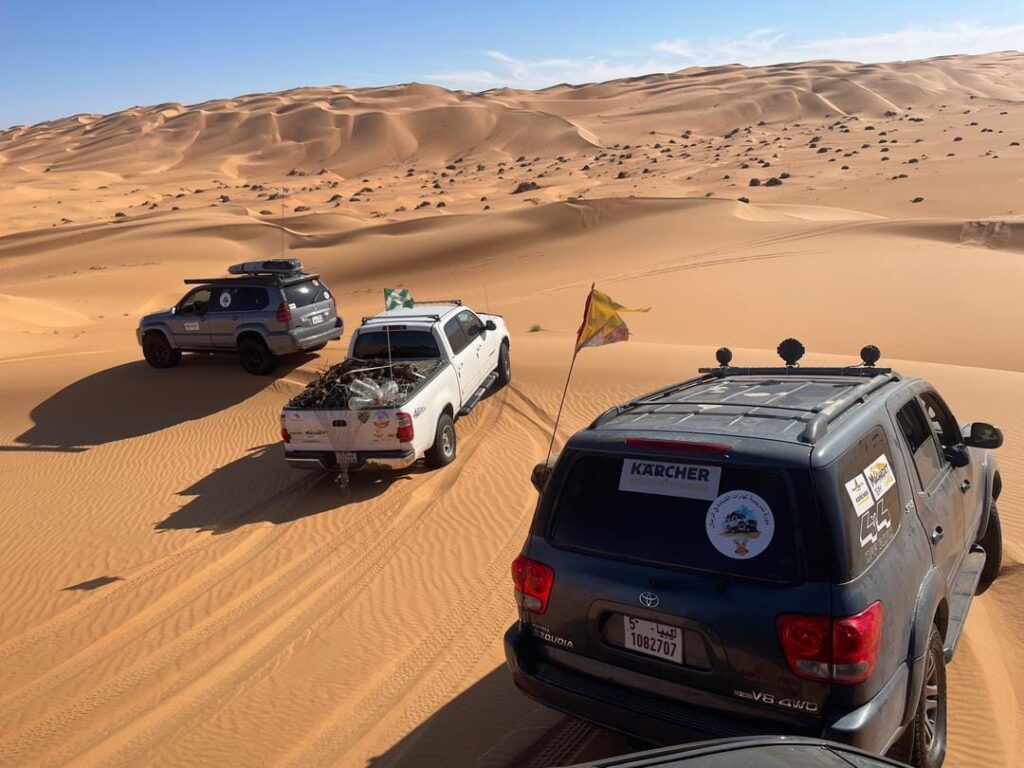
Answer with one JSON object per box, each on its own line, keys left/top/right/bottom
{"left": 352, "top": 329, "right": 441, "bottom": 360}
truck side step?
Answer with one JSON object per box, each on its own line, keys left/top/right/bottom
{"left": 943, "top": 550, "right": 986, "bottom": 662}
{"left": 460, "top": 372, "right": 499, "bottom": 415}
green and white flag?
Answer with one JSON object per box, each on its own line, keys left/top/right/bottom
{"left": 384, "top": 287, "right": 414, "bottom": 310}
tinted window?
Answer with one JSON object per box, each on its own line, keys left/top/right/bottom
{"left": 210, "top": 286, "right": 269, "bottom": 312}
{"left": 457, "top": 310, "right": 484, "bottom": 339}
{"left": 835, "top": 426, "right": 902, "bottom": 574}
{"left": 178, "top": 288, "right": 211, "bottom": 314}
{"left": 352, "top": 330, "right": 440, "bottom": 360}
{"left": 896, "top": 400, "right": 943, "bottom": 489}
{"left": 444, "top": 316, "right": 470, "bottom": 355}
{"left": 549, "top": 455, "right": 800, "bottom": 581}
{"left": 284, "top": 278, "right": 330, "bottom": 308}
{"left": 920, "top": 392, "right": 960, "bottom": 449}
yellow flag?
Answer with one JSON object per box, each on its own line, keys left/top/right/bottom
{"left": 575, "top": 286, "right": 650, "bottom": 351}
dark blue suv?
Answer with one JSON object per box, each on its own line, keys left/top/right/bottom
{"left": 505, "top": 343, "right": 1003, "bottom": 768}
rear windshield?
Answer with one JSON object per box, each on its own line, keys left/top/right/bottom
{"left": 549, "top": 455, "right": 800, "bottom": 581}
{"left": 352, "top": 330, "right": 441, "bottom": 360}
{"left": 284, "top": 279, "right": 330, "bottom": 308}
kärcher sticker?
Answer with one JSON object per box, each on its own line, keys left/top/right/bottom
{"left": 706, "top": 490, "right": 775, "bottom": 559}
{"left": 619, "top": 459, "right": 721, "bottom": 501}
{"left": 864, "top": 454, "right": 896, "bottom": 500}
{"left": 844, "top": 474, "right": 874, "bottom": 517}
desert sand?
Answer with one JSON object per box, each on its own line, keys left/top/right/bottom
{"left": 0, "top": 51, "right": 1022, "bottom": 766}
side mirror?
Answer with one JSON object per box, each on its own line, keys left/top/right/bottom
{"left": 531, "top": 460, "right": 555, "bottom": 494}
{"left": 963, "top": 422, "right": 1003, "bottom": 450}
{"left": 944, "top": 444, "right": 970, "bottom": 469}
{"left": 484, "top": 319, "right": 497, "bottom": 332}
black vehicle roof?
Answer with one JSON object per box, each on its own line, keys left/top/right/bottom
{"left": 581, "top": 367, "right": 909, "bottom": 452}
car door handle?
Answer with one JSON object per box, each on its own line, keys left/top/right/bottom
{"left": 931, "top": 525, "right": 944, "bottom": 544}
{"left": 960, "top": 479, "right": 971, "bottom": 493}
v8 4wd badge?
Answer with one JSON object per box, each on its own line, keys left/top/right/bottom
{"left": 733, "top": 689, "right": 820, "bottom": 713}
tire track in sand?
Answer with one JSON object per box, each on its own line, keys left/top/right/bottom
{"left": 9, "top": 392, "right": 510, "bottom": 766}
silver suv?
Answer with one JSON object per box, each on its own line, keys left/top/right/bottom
{"left": 137, "top": 260, "right": 343, "bottom": 374}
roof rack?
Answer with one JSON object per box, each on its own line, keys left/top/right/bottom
{"left": 184, "top": 272, "right": 317, "bottom": 287}
{"left": 412, "top": 298, "right": 462, "bottom": 306}
{"left": 589, "top": 339, "right": 900, "bottom": 443}
{"left": 360, "top": 313, "right": 442, "bottom": 324}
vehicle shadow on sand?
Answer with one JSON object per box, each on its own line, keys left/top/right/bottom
{"left": 5, "top": 354, "right": 313, "bottom": 452}
{"left": 156, "top": 442, "right": 425, "bottom": 533}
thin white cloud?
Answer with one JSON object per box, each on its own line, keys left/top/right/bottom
{"left": 422, "top": 21, "right": 1023, "bottom": 91}
{"left": 654, "top": 22, "right": 1024, "bottom": 66}
{"left": 424, "top": 51, "right": 669, "bottom": 90}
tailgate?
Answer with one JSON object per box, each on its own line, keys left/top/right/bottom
{"left": 283, "top": 408, "right": 401, "bottom": 452}
{"left": 283, "top": 278, "right": 335, "bottom": 341}
{"left": 526, "top": 453, "right": 830, "bottom": 725}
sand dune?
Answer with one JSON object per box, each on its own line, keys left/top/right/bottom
{"left": 0, "top": 51, "right": 1022, "bottom": 767}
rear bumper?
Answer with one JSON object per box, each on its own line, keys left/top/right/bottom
{"left": 266, "top": 317, "right": 343, "bottom": 355}
{"left": 284, "top": 448, "right": 416, "bottom": 471}
{"left": 504, "top": 623, "right": 907, "bottom": 753}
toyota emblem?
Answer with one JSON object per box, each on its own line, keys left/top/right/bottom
{"left": 639, "top": 591, "right": 660, "bottom": 608}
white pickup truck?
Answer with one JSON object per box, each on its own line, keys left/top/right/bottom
{"left": 281, "top": 301, "right": 511, "bottom": 471}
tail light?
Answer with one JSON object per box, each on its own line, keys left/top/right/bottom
{"left": 280, "top": 426, "right": 291, "bottom": 443}
{"left": 512, "top": 555, "right": 555, "bottom": 614}
{"left": 396, "top": 412, "right": 414, "bottom": 443}
{"left": 276, "top": 301, "right": 293, "bottom": 323}
{"left": 777, "top": 602, "right": 883, "bottom": 684}
{"left": 624, "top": 437, "right": 730, "bottom": 455}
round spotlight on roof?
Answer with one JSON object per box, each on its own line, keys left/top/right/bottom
{"left": 860, "top": 345, "right": 881, "bottom": 367}
{"left": 777, "top": 338, "right": 805, "bottom": 367}
{"left": 715, "top": 347, "right": 733, "bottom": 366}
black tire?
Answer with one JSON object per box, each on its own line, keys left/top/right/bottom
{"left": 495, "top": 341, "right": 511, "bottom": 387}
{"left": 142, "top": 333, "right": 181, "bottom": 369}
{"left": 976, "top": 502, "right": 1002, "bottom": 594}
{"left": 907, "top": 626, "right": 947, "bottom": 768}
{"left": 238, "top": 336, "right": 277, "bottom": 375}
{"left": 425, "top": 413, "right": 456, "bottom": 468}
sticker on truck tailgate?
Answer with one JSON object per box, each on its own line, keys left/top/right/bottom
{"left": 619, "top": 459, "right": 721, "bottom": 501}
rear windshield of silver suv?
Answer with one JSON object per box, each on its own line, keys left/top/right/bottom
{"left": 284, "top": 278, "right": 330, "bottom": 308}
{"left": 548, "top": 455, "right": 802, "bottom": 582}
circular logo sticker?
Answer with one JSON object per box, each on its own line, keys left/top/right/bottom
{"left": 218, "top": 291, "right": 232, "bottom": 308}
{"left": 705, "top": 490, "right": 775, "bottom": 560}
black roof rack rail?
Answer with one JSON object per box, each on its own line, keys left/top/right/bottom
{"left": 589, "top": 374, "right": 716, "bottom": 429}
{"left": 800, "top": 372, "right": 897, "bottom": 443}
{"left": 413, "top": 298, "right": 462, "bottom": 306}
{"left": 360, "top": 313, "right": 442, "bottom": 323}
{"left": 697, "top": 366, "right": 892, "bottom": 377}
{"left": 183, "top": 273, "right": 316, "bottom": 287}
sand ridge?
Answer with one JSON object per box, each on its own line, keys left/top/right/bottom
{"left": 0, "top": 51, "right": 1022, "bottom": 766}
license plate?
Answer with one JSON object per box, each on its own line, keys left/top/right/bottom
{"left": 334, "top": 451, "right": 357, "bottom": 465}
{"left": 623, "top": 616, "right": 683, "bottom": 664}
{"left": 311, "top": 314, "right": 324, "bottom": 325}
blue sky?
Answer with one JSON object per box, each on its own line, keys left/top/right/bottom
{"left": 2, "top": 1, "right": 1022, "bottom": 128}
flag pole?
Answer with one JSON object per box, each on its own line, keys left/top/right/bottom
{"left": 544, "top": 346, "right": 580, "bottom": 467}
{"left": 544, "top": 283, "right": 595, "bottom": 467}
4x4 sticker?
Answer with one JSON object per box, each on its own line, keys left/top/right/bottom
{"left": 864, "top": 454, "right": 896, "bottom": 500}
{"left": 706, "top": 490, "right": 775, "bottom": 559}
{"left": 619, "top": 459, "right": 721, "bottom": 501}
{"left": 844, "top": 474, "right": 874, "bottom": 516}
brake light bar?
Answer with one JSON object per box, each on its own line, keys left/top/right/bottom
{"left": 512, "top": 555, "right": 555, "bottom": 614}
{"left": 624, "top": 437, "right": 731, "bottom": 455}
{"left": 777, "top": 602, "right": 884, "bottom": 684}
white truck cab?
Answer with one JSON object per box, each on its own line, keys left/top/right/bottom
{"left": 281, "top": 301, "right": 511, "bottom": 471}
